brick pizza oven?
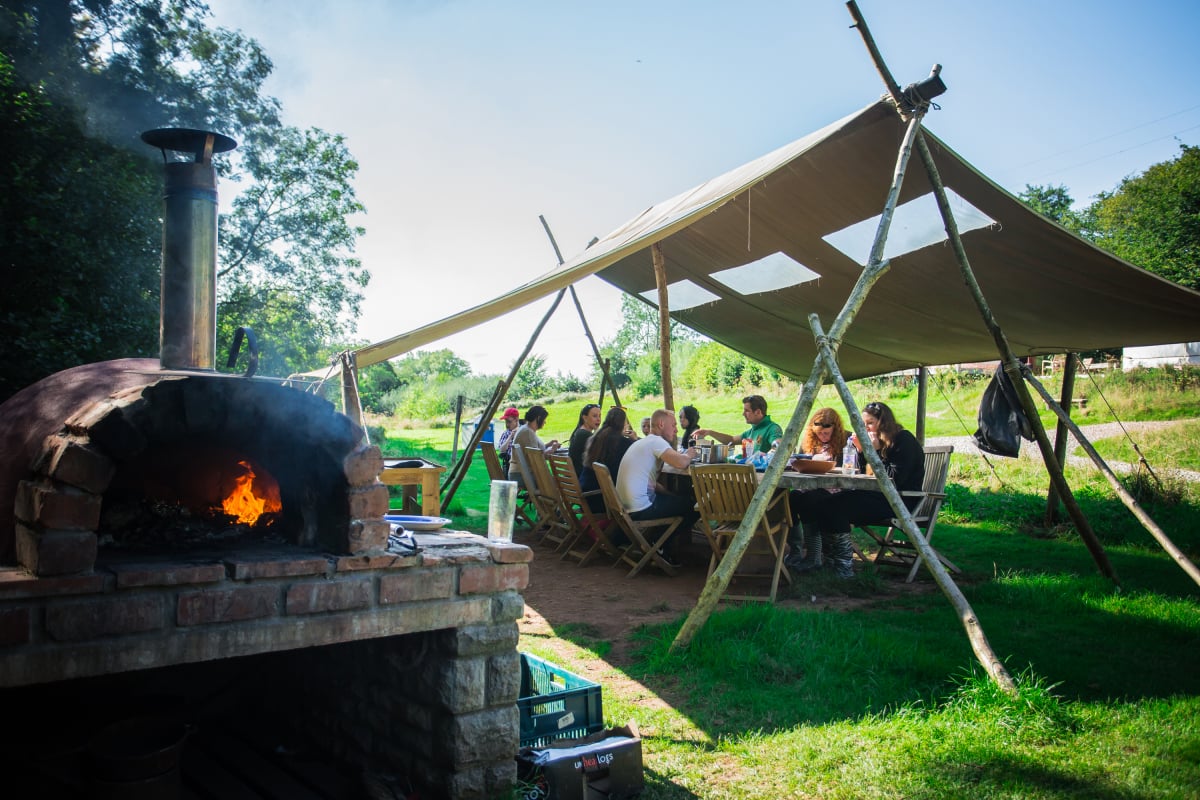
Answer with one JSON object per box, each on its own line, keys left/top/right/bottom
{"left": 0, "top": 129, "right": 529, "bottom": 799}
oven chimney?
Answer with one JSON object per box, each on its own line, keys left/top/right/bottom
{"left": 141, "top": 128, "right": 237, "bottom": 371}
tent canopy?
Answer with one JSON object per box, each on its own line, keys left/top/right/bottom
{"left": 355, "top": 100, "right": 1200, "bottom": 379}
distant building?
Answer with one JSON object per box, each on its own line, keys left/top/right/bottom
{"left": 1122, "top": 343, "right": 1200, "bottom": 370}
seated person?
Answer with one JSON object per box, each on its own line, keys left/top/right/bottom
{"left": 640, "top": 416, "right": 652, "bottom": 437}
{"left": 798, "top": 407, "right": 848, "bottom": 462}
{"left": 678, "top": 405, "right": 701, "bottom": 450}
{"left": 786, "top": 407, "right": 849, "bottom": 571}
{"left": 505, "top": 405, "right": 560, "bottom": 490}
{"left": 794, "top": 401, "right": 924, "bottom": 579}
{"left": 693, "top": 394, "right": 783, "bottom": 455}
{"left": 496, "top": 406, "right": 521, "bottom": 475}
{"left": 615, "top": 409, "right": 699, "bottom": 567}
{"left": 580, "top": 407, "right": 635, "bottom": 512}
{"left": 567, "top": 403, "right": 602, "bottom": 476}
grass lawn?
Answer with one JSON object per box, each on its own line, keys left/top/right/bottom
{"left": 377, "top": 379, "right": 1200, "bottom": 799}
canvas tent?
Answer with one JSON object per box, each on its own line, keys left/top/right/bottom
{"left": 353, "top": 99, "right": 1200, "bottom": 376}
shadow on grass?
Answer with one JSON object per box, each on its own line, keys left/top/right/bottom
{"left": 935, "top": 754, "right": 1150, "bottom": 800}
{"left": 545, "top": 516, "right": 1199, "bottom": 744}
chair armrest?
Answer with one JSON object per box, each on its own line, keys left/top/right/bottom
{"left": 581, "top": 489, "right": 602, "bottom": 498}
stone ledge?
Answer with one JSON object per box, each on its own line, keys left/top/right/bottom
{"left": 110, "top": 561, "right": 227, "bottom": 588}
{"left": 0, "top": 569, "right": 108, "bottom": 601}
{"left": 0, "top": 595, "right": 495, "bottom": 687}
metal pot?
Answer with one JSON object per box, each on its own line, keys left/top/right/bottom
{"left": 707, "top": 444, "right": 728, "bottom": 463}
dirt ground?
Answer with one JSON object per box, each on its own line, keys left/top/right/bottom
{"left": 514, "top": 528, "right": 938, "bottom": 671}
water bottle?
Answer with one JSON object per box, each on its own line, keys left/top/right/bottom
{"left": 843, "top": 439, "right": 858, "bottom": 474}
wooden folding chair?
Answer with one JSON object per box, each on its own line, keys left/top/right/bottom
{"left": 855, "top": 445, "right": 960, "bottom": 582}
{"left": 690, "top": 463, "right": 792, "bottom": 603}
{"left": 547, "top": 453, "right": 627, "bottom": 567}
{"left": 513, "top": 445, "right": 569, "bottom": 548}
{"left": 479, "top": 441, "right": 535, "bottom": 529}
{"left": 591, "top": 463, "right": 682, "bottom": 577}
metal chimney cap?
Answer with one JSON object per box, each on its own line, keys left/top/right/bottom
{"left": 141, "top": 128, "right": 237, "bottom": 163}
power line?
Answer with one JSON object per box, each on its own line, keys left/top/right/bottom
{"left": 1036, "top": 122, "right": 1200, "bottom": 182}
{"left": 1012, "top": 104, "right": 1200, "bottom": 171}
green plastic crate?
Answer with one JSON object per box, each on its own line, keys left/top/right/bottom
{"left": 518, "top": 652, "right": 604, "bottom": 747}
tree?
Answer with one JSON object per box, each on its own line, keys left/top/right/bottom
{"left": 511, "top": 354, "right": 548, "bottom": 400}
{"left": 1085, "top": 145, "right": 1200, "bottom": 290}
{"left": 1019, "top": 183, "right": 1083, "bottom": 233}
{"left": 599, "top": 293, "right": 700, "bottom": 386}
{"left": 217, "top": 124, "right": 367, "bottom": 374}
{"left": 391, "top": 349, "right": 471, "bottom": 386}
{"left": 0, "top": 0, "right": 368, "bottom": 398}
{"left": 0, "top": 48, "right": 161, "bottom": 399}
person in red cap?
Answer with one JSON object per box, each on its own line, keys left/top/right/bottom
{"left": 497, "top": 407, "right": 521, "bottom": 475}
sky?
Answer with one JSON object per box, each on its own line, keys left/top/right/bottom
{"left": 204, "top": 0, "right": 1200, "bottom": 378}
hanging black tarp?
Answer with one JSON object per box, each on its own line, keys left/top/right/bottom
{"left": 974, "top": 365, "right": 1034, "bottom": 457}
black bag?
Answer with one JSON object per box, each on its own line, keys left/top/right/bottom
{"left": 973, "top": 365, "right": 1033, "bottom": 458}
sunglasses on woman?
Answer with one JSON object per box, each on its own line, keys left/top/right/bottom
{"left": 811, "top": 422, "right": 834, "bottom": 429}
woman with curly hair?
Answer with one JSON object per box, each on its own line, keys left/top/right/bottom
{"left": 800, "top": 406, "right": 849, "bottom": 461}
{"left": 786, "top": 408, "right": 849, "bottom": 572}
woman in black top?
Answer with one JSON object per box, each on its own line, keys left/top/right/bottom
{"left": 567, "top": 403, "right": 602, "bottom": 476}
{"left": 678, "top": 405, "right": 701, "bottom": 450}
{"left": 579, "top": 407, "right": 635, "bottom": 512}
{"left": 798, "top": 401, "right": 924, "bottom": 579}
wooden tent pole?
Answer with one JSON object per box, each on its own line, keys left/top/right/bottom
{"left": 913, "top": 132, "right": 1119, "bottom": 586}
{"left": 441, "top": 290, "right": 568, "bottom": 506}
{"left": 652, "top": 243, "right": 675, "bottom": 411}
{"left": 847, "top": 0, "right": 1117, "bottom": 585}
{"left": 672, "top": 111, "right": 925, "bottom": 653}
{"left": 570, "top": 286, "right": 622, "bottom": 408}
{"left": 816, "top": 318, "right": 1016, "bottom": 694}
{"left": 1045, "top": 353, "right": 1078, "bottom": 524}
{"left": 539, "top": 215, "right": 622, "bottom": 408}
{"left": 441, "top": 380, "right": 507, "bottom": 508}
{"left": 1025, "top": 371, "right": 1200, "bottom": 588}
{"left": 915, "top": 366, "right": 928, "bottom": 445}
{"left": 846, "top": 1, "right": 906, "bottom": 112}
{"left": 340, "top": 351, "right": 365, "bottom": 439}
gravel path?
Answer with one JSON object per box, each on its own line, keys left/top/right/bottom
{"left": 926, "top": 419, "right": 1200, "bottom": 482}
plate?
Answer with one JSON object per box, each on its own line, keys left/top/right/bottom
{"left": 384, "top": 514, "right": 451, "bottom": 531}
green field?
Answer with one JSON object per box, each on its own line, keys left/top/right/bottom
{"left": 377, "top": 368, "right": 1200, "bottom": 799}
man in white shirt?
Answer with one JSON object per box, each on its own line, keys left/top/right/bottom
{"left": 616, "top": 409, "right": 699, "bottom": 566}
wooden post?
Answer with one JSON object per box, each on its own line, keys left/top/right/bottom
{"left": 915, "top": 366, "right": 928, "bottom": 445}
{"left": 1026, "top": 371, "right": 1200, "bottom": 588}
{"left": 913, "top": 133, "right": 1119, "bottom": 587}
{"left": 540, "top": 215, "right": 623, "bottom": 408}
{"left": 441, "top": 290, "right": 568, "bottom": 507}
{"left": 846, "top": 0, "right": 1118, "bottom": 586}
{"left": 339, "top": 351, "right": 365, "bottom": 441}
{"left": 651, "top": 242, "right": 674, "bottom": 411}
{"left": 815, "top": 319, "right": 1016, "bottom": 694}
{"left": 451, "top": 394, "right": 464, "bottom": 465}
{"left": 673, "top": 110, "right": 924, "bottom": 654}
{"left": 1044, "top": 353, "right": 1078, "bottom": 524}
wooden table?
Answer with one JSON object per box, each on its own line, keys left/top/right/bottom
{"left": 770, "top": 469, "right": 879, "bottom": 492}
{"left": 379, "top": 458, "right": 446, "bottom": 516}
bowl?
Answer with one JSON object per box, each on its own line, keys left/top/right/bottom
{"left": 787, "top": 459, "right": 836, "bottom": 474}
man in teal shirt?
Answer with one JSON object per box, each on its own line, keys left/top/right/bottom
{"left": 693, "top": 395, "right": 783, "bottom": 455}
